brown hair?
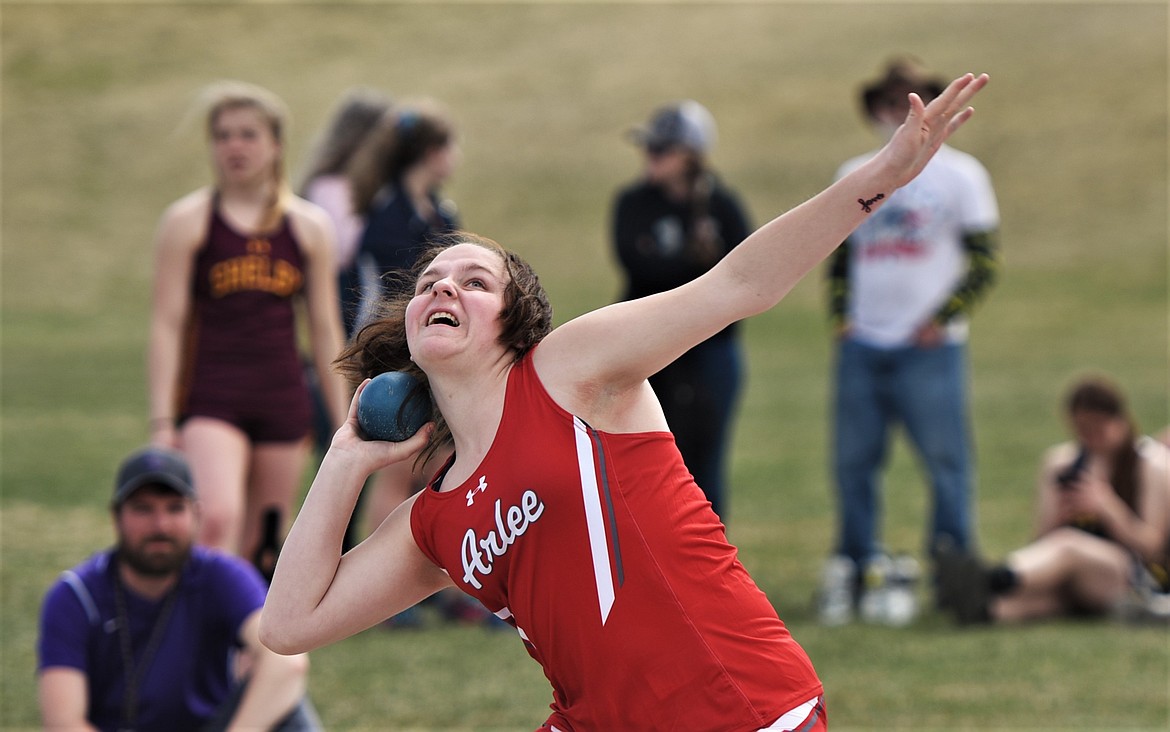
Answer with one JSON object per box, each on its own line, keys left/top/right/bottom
{"left": 336, "top": 232, "right": 553, "bottom": 465}
{"left": 860, "top": 55, "right": 946, "bottom": 122}
{"left": 1066, "top": 375, "right": 1141, "bottom": 510}
{"left": 296, "top": 88, "right": 392, "bottom": 193}
{"left": 348, "top": 101, "right": 455, "bottom": 215}
{"left": 202, "top": 81, "right": 292, "bottom": 232}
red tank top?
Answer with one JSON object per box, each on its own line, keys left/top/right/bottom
{"left": 181, "top": 202, "right": 306, "bottom": 408}
{"left": 410, "top": 352, "right": 821, "bottom": 731}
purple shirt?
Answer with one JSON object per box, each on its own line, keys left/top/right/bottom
{"left": 38, "top": 546, "right": 267, "bottom": 732}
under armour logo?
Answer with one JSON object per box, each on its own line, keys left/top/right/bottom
{"left": 466, "top": 476, "right": 489, "bottom": 506}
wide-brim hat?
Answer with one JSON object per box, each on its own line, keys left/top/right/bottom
{"left": 861, "top": 56, "right": 947, "bottom": 121}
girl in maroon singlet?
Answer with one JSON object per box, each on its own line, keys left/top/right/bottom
{"left": 148, "top": 82, "right": 349, "bottom": 574}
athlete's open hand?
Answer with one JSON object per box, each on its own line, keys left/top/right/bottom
{"left": 877, "top": 73, "right": 989, "bottom": 189}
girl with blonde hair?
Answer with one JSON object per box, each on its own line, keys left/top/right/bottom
{"left": 148, "top": 81, "right": 348, "bottom": 575}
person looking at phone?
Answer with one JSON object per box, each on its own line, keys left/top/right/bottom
{"left": 937, "top": 375, "right": 1170, "bottom": 623}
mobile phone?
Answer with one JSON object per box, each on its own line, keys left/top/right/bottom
{"left": 1056, "top": 447, "right": 1089, "bottom": 491}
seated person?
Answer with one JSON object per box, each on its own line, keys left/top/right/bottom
{"left": 938, "top": 375, "right": 1170, "bottom": 623}
{"left": 37, "top": 445, "right": 318, "bottom": 731}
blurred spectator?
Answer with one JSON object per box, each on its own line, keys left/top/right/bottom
{"left": 610, "top": 100, "right": 751, "bottom": 519}
{"left": 345, "top": 100, "right": 460, "bottom": 536}
{"left": 147, "top": 82, "right": 348, "bottom": 579}
{"left": 937, "top": 375, "right": 1170, "bottom": 624}
{"left": 818, "top": 56, "right": 1001, "bottom": 626}
{"left": 37, "top": 446, "right": 318, "bottom": 731}
{"left": 349, "top": 99, "right": 461, "bottom": 318}
{"left": 345, "top": 100, "right": 492, "bottom": 626}
{"left": 297, "top": 87, "right": 393, "bottom": 338}
{"left": 296, "top": 88, "right": 393, "bottom": 551}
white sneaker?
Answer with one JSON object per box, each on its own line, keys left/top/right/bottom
{"left": 858, "top": 553, "right": 892, "bottom": 624}
{"left": 817, "top": 555, "right": 856, "bottom": 626}
{"left": 884, "top": 554, "right": 921, "bottom": 627}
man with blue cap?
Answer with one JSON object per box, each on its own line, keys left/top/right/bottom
{"left": 37, "top": 445, "right": 318, "bottom": 731}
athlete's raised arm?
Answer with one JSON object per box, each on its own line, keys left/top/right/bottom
{"left": 537, "top": 73, "right": 989, "bottom": 423}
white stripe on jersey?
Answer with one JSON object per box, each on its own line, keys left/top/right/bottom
{"left": 761, "top": 697, "right": 821, "bottom": 730}
{"left": 495, "top": 606, "right": 532, "bottom": 641}
{"left": 574, "top": 416, "right": 615, "bottom": 624}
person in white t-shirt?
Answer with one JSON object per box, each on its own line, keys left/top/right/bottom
{"left": 817, "top": 57, "right": 1000, "bottom": 626}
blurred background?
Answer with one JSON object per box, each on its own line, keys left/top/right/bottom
{"left": 3, "top": 2, "right": 1166, "bottom": 729}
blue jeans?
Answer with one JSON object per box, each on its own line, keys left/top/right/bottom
{"left": 203, "top": 680, "right": 322, "bottom": 731}
{"left": 651, "top": 335, "right": 743, "bottom": 519}
{"left": 831, "top": 338, "right": 974, "bottom": 564}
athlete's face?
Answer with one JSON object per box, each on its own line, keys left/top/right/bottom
{"left": 210, "top": 106, "right": 281, "bottom": 188}
{"left": 406, "top": 243, "right": 510, "bottom": 367}
{"left": 114, "top": 487, "right": 197, "bottom": 578}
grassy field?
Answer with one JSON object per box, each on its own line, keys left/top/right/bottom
{"left": 3, "top": 2, "right": 1167, "bottom": 730}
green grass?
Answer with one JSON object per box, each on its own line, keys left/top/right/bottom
{"left": 3, "top": 2, "right": 1167, "bottom": 730}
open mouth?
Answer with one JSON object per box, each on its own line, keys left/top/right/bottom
{"left": 428, "top": 311, "right": 460, "bottom": 327}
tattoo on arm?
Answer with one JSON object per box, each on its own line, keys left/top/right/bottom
{"left": 858, "top": 194, "right": 885, "bottom": 213}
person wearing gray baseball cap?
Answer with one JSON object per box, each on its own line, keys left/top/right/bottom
{"left": 627, "top": 99, "right": 718, "bottom": 156}
{"left": 611, "top": 99, "right": 750, "bottom": 521}
{"left": 111, "top": 444, "right": 198, "bottom": 508}
{"left": 38, "top": 445, "right": 319, "bottom": 731}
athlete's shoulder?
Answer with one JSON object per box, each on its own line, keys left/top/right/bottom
{"left": 161, "top": 187, "right": 214, "bottom": 226}
{"left": 154, "top": 187, "right": 213, "bottom": 250}
{"left": 285, "top": 193, "right": 334, "bottom": 249}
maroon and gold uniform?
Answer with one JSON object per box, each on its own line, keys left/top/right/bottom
{"left": 179, "top": 202, "right": 311, "bottom": 442}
